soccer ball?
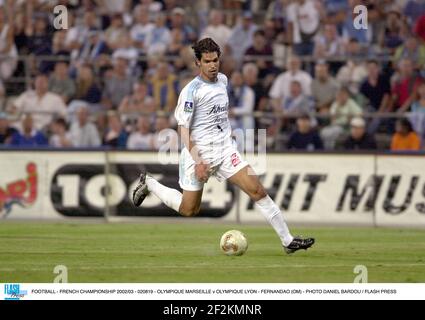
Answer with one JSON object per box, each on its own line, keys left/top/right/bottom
{"left": 220, "top": 230, "right": 248, "bottom": 256}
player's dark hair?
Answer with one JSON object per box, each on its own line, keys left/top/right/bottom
{"left": 192, "top": 38, "right": 221, "bottom": 61}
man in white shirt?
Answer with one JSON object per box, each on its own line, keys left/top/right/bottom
{"left": 133, "top": 38, "right": 314, "bottom": 254}
{"left": 130, "top": 5, "right": 155, "bottom": 54}
{"left": 286, "top": 0, "right": 320, "bottom": 56}
{"left": 127, "top": 115, "right": 153, "bottom": 150}
{"left": 12, "top": 74, "right": 67, "bottom": 131}
{"left": 200, "top": 10, "right": 232, "bottom": 51}
{"left": 68, "top": 105, "right": 101, "bottom": 147}
{"left": 269, "top": 55, "right": 312, "bottom": 110}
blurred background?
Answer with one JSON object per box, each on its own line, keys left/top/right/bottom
{"left": 0, "top": 0, "right": 423, "bottom": 152}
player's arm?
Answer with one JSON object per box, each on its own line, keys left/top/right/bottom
{"left": 178, "top": 125, "right": 210, "bottom": 183}
{"left": 175, "top": 86, "right": 210, "bottom": 182}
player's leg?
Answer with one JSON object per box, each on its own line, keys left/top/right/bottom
{"left": 227, "top": 166, "right": 294, "bottom": 246}
{"left": 133, "top": 148, "right": 204, "bottom": 216}
{"left": 227, "top": 165, "right": 314, "bottom": 253}
{"left": 133, "top": 172, "right": 203, "bottom": 217}
{"left": 179, "top": 189, "right": 203, "bottom": 217}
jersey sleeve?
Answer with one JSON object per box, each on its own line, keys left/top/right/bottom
{"left": 174, "top": 82, "right": 197, "bottom": 128}
{"left": 218, "top": 73, "right": 228, "bottom": 87}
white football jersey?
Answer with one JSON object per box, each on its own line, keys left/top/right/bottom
{"left": 175, "top": 73, "right": 233, "bottom": 164}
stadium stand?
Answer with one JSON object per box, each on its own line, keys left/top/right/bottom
{"left": 0, "top": 0, "right": 424, "bottom": 151}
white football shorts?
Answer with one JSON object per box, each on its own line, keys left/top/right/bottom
{"left": 178, "top": 141, "right": 249, "bottom": 191}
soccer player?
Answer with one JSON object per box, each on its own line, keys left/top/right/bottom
{"left": 133, "top": 38, "right": 314, "bottom": 254}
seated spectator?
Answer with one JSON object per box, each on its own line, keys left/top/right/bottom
{"left": 280, "top": 80, "right": 314, "bottom": 117}
{"left": 360, "top": 60, "right": 391, "bottom": 133}
{"left": 0, "top": 6, "right": 18, "bottom": 80}
{"left": 343, "top": 117, "right": 377, "bottom": 150}
{"left": 119, "top": 81, "right": 155, "bottom": 127}
{"left": 404, "top": 0, "right": 425, "bottom": 26}
{"left": 66, "top": 11, "right": 99, "bottom": 56}
{"left": 168, "top": 7, "right": 197, "bottom": 45}
{"left": 409, "top": 82, "right": 425, "bottom": 143}
{"left": 286, "top": 0, "right": 320, "bottom": 56}
{"left": 103, "top": 112, "right": 128, "bottom": 149}
{"left": 321, "top": 86, "right": 363, "bottom": 150}
{"left": 244, "top": 29, "right": 274, "bottom": 79}
{"left": 147, "top": 61, "right": 179, "bottom": 112}
{"left": 26, "top": 13, "right": 52, "bottom": 72}
{"left": 112, "top": 34, "right": 140, "bottom": 77}
{"left": 391, "top": 118, "right": 421, "bottom": 151}
{"left": 152, "top": 115, "right": 178, "bottom": 151}
{"left": 9, "top": 114, "right": 48, "bottom": 147}
{"left": 414, "top": 13, "right": 425, "bottom": 43}
{"left": 0, "top": 112, "right": 17, "bottom": 145}
{"left": 266, "top": 0, "right": 288, "bottom": 21}
{"left": 269, "top": 56, "right": 312, "bottom": 110}
{"left": 391, "top": 58, "right": 423, "bottom": 112}
{"left": 48, "top": 61, "right": 76, "bottom": 103}
{"left": 127, "top": 115, "right": 153, "bottom": 150}
{"left": 74, "top": 64, "right": 102, "bottom": 104}
{"left": 336, "top": 38, "right": 368, "bottom": 94}
{"left": 242, "top": 63, "right": 268, "bottom": 113}
{"left": 145, "top": 12, "right": 171, "bottom": 56}
{"left": 228, "top": 71, "right": 255, "bottom": 132}
{"left": 104, "top": 13, "right": 127, "bottom": 51}
{"left": 393, "top": 35, "right": 425, "bottom": 70}
{"left": 166, "top": 28, "right": 185, "bottom": 58}
{"left": 311, "top": 62, "right": 339, "bottom": 114}
{"left": 72, "top": 29, "right": 108, "bottom": 67}
{"left": 314, "top": 23, "right": 345, "bottom": 59}
{"left": 140, "top": 0, "right": 162, "bottom": 17}
{"left": 68, "top": 106, "right": 101, "bottom": 147}
{"left": 51, "top": 30, "right": 71, "bottom": 57}
{"left": 11, "top": 74, "right": 67, "bottom": 131}
{"left": 378, "top": 10, "right": 406, "bottom": 55}
{"left": 287, "top": 114, "right": 323, "bottom": 151}
{"left": 102, "top": 57, "right": 136, "bottom": 109}
{"left": 200, "top": 10, "right": 232, "bottom": 52}
{"left": 130, "top": 4, "right": 155, "bottom": 55}
{"left": 49, "top": 118, "right": 72, "bottom": 148}
{"left": 226, "top": 12, "right": 258, "bottom": 67}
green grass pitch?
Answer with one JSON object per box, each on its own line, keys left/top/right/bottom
{"left": 0, "top": 223, "right": 424, "bottom": 283}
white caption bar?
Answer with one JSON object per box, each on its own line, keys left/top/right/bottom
{"left": 1, "top": 284, "right": 425, "bottom": 300}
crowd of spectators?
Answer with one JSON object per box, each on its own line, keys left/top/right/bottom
{"left": 0, "top": 0, "right": 424, "bottom": 152}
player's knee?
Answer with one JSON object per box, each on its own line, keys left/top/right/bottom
{"left": 250, "top": 184, "right": 267, "bottom": 202}
{"left": 179, "top": 206, "right": 201, "bottom": 217}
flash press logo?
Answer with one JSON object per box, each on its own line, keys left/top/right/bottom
{"left": 4, "top": 284, "right": 28, "bottom": 300}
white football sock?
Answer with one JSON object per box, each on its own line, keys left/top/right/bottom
{"left": 146, "top": 176, "right": 182, "bottom": 213}
{"left": 255, "top": 195, "right": 294, "bottom": 247}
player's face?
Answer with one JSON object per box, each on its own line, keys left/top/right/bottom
{"left": 199, "top": 52, "right": 220, "bottom": 81}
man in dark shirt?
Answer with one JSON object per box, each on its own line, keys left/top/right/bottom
{"left": 244, "top": 29, "right": 274, "bottom": 79}
{"left": 287, "top": 114, "right": 323, "bottom": 151}
{"left": 360, "top": 60, "right": 391, "bottom": 112}
{"left": 343, "top": 117, "right": 377, "bottom": 150}
{"left": 360, "top": 60, "right": 391, "bottom": 133}
{"left": 0, "top": 112, "right": 17, "bottom": 145}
